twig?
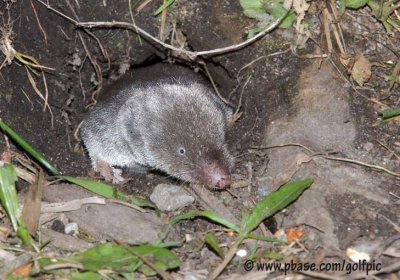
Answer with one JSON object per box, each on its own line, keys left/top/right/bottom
{"left": 78, "top": 54, "right": 88, "bottom": 103}
{"left": 65, "top": 0, "right": 103, "bottom": 107}
{"left": 380, "top": 214, "right": 400, "bottom": 233}
{"left": 251, "top": 143, "right": 315, "bottom": 154}
{"left": 77, "top": 31, "right": 102, "bottom": 107}
{"left": 29, "top": 0, "right": 47, "bottom": 44}
{"left": 377, "top": 140, "right": 400, "bottom": 160}
{"left": 234, "top": 75, "right": 251, "bottom": 116}
{"left": 322, "top": 155, "right": 400, "bottom": 177}
{"left": 251, "top": 143, "right": 400, "bottom": 178}
{"left": 84, "top": 29, "right": 110, "bottom": 71}
{"left": 78, "top": 19, "right": 283, "bottom": 58}
{"left": 202, "top": 62, "right": 232, "bottom": 106}
{"left": 237, "top": 49, "right": 290, "bottom": 77}
{"left": 34, "top": 0, "right": 286, "bottom": 59}
{"left": 390, "top": 191, "right": 400, "bottom": 200}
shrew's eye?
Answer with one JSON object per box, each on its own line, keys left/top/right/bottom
{"left": 178, "top": 147, "right": 186, "bottom": 155}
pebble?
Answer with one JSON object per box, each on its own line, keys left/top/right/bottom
{"left": 150, "top": 184, "right": 195, "bottom": 211}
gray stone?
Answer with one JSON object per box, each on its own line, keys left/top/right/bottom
{"left": 41, "top": 228, "right": 93, "bottom": 252}
{"left": 150, "top": 184, "right": 195, "bottom": 211}
{"left": 43, "top": 184, "right": 164, "bottom": 244}
{"left": 262, "top": 62, "right": 390, "bottom": 251}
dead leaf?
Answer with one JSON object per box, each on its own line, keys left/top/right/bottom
{"left": 21, "top": 170, "right": 44, "bottom": 235}
{"left": 351, "top": 54, "right": 372, "bottom": 86}
{"left": 287, "top": 227, "right": 304, "bottom": 242}
{"left": 11, "top": 262, "right": 33, "bottom": 277}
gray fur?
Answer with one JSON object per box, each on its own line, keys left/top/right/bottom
{"left": 80, "top": 64, "right": 233, "bottom": 187}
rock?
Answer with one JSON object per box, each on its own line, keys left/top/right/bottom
{"left": 65, "top": 223, "right": 79, "bottom": 236}
{"left": 262, "top": 62, "right": 390, "bottom": 251}
{"left": 43, "top": 184, "right": 164, "bottom": 244}
{"left": 362, "top": 142, "right": 374, "bottom": 152}
{"left": 150, "top": 184, "right": 195, "bottom": 211}
{"left": 41, "top": 228, "right": 93, "bottom": 252}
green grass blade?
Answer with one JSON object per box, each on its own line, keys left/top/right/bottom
{"left": 65, "top": 243, "right": 181, "bottom": 276}
{"left": 241, "top": 178, "right": 313, "bottom": 235}
{"left": 0, "top": 119, "right": 59, "bottom": 175}
{"left": 59, "top": 176, "right": 117, "bottom": 198}
{"left": 382, "top": 107, "right": 400, "bottom": 120}
{"left": 59, "top": 176, "right": 156, "bottom": 208}
{"left": 170, "top": 210, "right": 240, "bottom": 232}
{"left": 247, "top": 233, "right": 286, "bottom": 243}
{"left": 205, "top": 232, "right": 225, "bottom": 258}
{"left": 17, "top": 218, "right": 34, "bottom": 248}
{"left": 0, "top": 164, "right": 19, "bottom": 231}
{"left": 240, "top": 0, "right": 265, "bottom": 19}
{"left": 154, "top": 0, "right": 175, "bottom": 16}
{"left": 129, "top": 196, "right": 156, "bottom": 209}
{"left": 0, "top": 164, "right": 34, "bottom": 247}
{"left": 71, "top": 272, "right": 104, "bottom": 280}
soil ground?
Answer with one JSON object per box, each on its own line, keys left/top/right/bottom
{"left": 0, "top": 0, "right": 399, "bottom": 279}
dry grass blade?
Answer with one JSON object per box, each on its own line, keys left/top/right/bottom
{"left": 14, "top": 165, "right": 36, "bottom": 184}
{"left": 159, "top": 0, "right": 168, "bottom": 40}
{"left": 41, "top": 197, "right": 106, "bottom": 213}
{"left": 321, "top": 4, "right": 333, "bottom": 54}
{"left": 15, "top": 52, "right": 54, "bottom": 71}
{"left": 25, "top": 68, "right": 54, "bottom": 127}
{"left": 136, "top": 0, "right": 154, "bottom": 12}
{"left": 322, "top": 155, "right": 400, "bottom": 177}
{"left": 1, "top": 20, "right": 55, "bottom": 127}
{"left": 0, "top": 24, "right": 16, "bottom": 70}
{"left": 251, "top": 143, "right": 400, "bottom": 177}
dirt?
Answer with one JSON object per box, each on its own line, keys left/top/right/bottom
{"left": 0, "top": 0, "right": 399, "bottom": 279}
